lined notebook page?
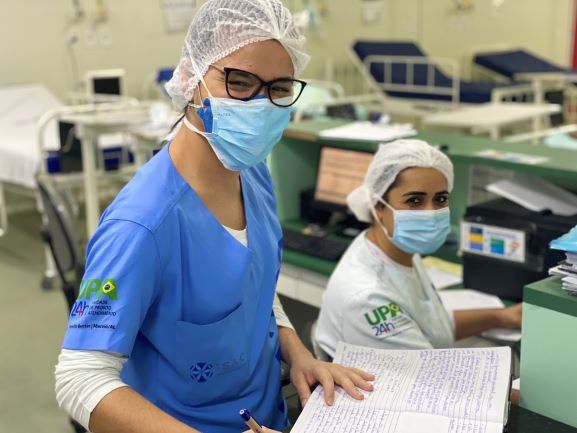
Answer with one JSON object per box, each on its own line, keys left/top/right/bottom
{"left": 291, "top": 343, "right": 511, "bottom": 433}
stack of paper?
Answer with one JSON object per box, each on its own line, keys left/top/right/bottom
{"left": 550, "top": 226, "right": 577, "bottom": 294}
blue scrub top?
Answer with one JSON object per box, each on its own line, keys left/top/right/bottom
{"left": 62, "top": 145, "right": 287, "bottom": 432}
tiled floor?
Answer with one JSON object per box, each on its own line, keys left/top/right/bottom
{"left": 0, "top": 211, "right": 71, "bottom": 432}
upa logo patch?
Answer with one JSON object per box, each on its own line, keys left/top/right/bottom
{"left": 364, "top": 302, "right": 411, "bottom": 338}
{"left": 364, "top": 302, "right": 404, "bottom": 326}
{"left": 77, "top": 278, "right": 118, "bottom": 301}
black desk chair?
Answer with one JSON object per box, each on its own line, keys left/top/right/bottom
{"left": 37, "top": 179, "right": 85, "bottom": 312}
{"left": 37, "top": 178, "right": 86, "bottom": 433}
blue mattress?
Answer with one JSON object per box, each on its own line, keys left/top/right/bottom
{"left": 46, "top": 147, "right": 134, "bottom": 174}
{"left": 474, "top": 49, "right": 570, "bottom": 79}
{"left": 156, "top": 67, "right": 175, "bottom": 84}
{"left": 353, "top": 41, "right": 522, "bottom": 104}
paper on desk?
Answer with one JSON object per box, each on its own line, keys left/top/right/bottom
{"left": 438, "top": 290, "right": 521, "bottom": 342}
{"left": 475, "top": 149, "right": 549, "bottom": 165}
{"left": 319, "top": 121, "right": 416, "bottom": 142}
{"left": 291, "top": 342, "right": 511, "bottom": 433}
{"left": 487, "top": 175, "right": 577, "bottom": 217}
{"left": 549, "top": 264, "right": 577, "bottom": 278}
{"left": 422, "top": 256, "right": 463, "bottom": 290}
{"left": 563, "top": 274, "right": 577, "bottom": 287}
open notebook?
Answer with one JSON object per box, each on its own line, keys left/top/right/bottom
{"left": 291, "top": 342, "right": 512, "bottom": 433}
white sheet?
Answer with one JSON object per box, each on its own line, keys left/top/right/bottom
{"left": 0, "top": 84, "right": 62, "bottom": 188}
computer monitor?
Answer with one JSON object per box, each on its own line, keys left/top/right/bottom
{"left": 85, "top": 69, "right": 125, "bottom": 97}
{"left": 314, "top": 146, "right": 374, "bottom": 211}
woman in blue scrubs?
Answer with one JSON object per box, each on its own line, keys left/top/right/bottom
{"left": 55, "top": 1, "right": 373, "bottom": 432}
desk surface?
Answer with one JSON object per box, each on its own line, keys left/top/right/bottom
{"left": 524, "top": 276, "right": 577, "bottom": 317}
{"left": 422, "top": 102, "right": 559, "bottom": 128}
{"left": 284, "top": 119, "right": 577, "bottom": 177}
{"left": 507, "top": 405, "right": 576, "bottom": 432}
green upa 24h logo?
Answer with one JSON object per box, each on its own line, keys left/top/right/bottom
{"left": 77, "top": 279, "right": 118, "bottom": 301}
{"left": 364, "top": 302, "right": 404, "bottom": 326}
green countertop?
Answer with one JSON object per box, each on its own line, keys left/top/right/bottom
{"left": 524, "top": 276, "right": 577, "bottom": 318}
{"left": 284, "top": 118, "right": 577, "bottom": 177}
{"left": 507, "top": 405, "right": 577, "bottom": 433}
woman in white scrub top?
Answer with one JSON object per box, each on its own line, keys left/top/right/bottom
{"left": 316, "top": 140, "right": 522, "bottom": 359}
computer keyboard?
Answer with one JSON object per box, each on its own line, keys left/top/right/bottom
{"left": 282, "top": 229, "right": 350, "bottom": 261}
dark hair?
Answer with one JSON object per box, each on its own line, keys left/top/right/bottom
{"left": 375, "top": 173, "right": 402, "bottom": 208}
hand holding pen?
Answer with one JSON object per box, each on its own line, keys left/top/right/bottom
{"left": 240, "top": 409, "right": 282, "bottom": 433}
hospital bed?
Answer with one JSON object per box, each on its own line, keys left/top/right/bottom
{"left": 0, "top": 83, "right": 71, "bottom": 287}
{"left": 0, "top": 84, "right": 143, "bottom": 235}
{"left": 291, "top": 78, "right": 388, "bottom": 122}
{"left": 0, "top": 83, "right": 170, "bottom": 289}
{"left": 347, "top": 41, "right": 536, "bottom": 118}
{"left": 0, "top": 84, "right": 63, "bottom": 236}
{"left": 469, "top": 45, "right": 577, "bottom": 124}
{"left": 472, "top": 47, "right": 577, "bottom": 83}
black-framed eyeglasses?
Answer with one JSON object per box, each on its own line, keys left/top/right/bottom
{"left": 210, "top": 64, "right": 307, "bottom": 107}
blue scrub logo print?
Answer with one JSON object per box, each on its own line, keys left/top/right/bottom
{"left": 71, "top": 300, "right": 88, "bottom": 317}
{"left": 190, "top": 362, "right": 214, "bottom": 383}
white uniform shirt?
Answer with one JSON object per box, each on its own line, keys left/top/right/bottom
{"left": 316, "top": 232, "right": 455, "bottom": 358}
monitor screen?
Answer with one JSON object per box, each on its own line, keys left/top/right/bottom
{"left": 85, "top": 69, "right": 125, "bottom": 97}
{"left": 92, "top": 77, "right": 122, "bottom": 95}
{"left": 314, "top": 147, "right": 374, "bottom": 207}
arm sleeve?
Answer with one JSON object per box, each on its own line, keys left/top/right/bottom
{"left": 62, "top": 219, "right": 161, "bottom": 355}
{"left": 54, "top": 349, "right": 127, "bottom": 430}
{"left": 342, "top": 291, "right": 434, "bottom": 351}
{"left": 273, "top": 292, "right": 294, "bottom": 330}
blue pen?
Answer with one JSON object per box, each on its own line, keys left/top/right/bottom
{"left": 239, "top": 409, "right": 264, "bottom": 433}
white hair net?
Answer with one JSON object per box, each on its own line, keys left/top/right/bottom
{"left": 165, "top": 0, "right": 310, "bottom": 110}
{"left": 347, "top": 139, "right": 454, "bottom": 223}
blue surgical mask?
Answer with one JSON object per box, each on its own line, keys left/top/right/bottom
{"left": 372, "top": 197, "right": 451, "bottom": 255}
{"left": 183, "top": 95, "right": 292, "bottom": 171}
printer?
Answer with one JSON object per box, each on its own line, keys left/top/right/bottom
{"left": 461, "top": 197, "right": 577, "bottom": 300}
